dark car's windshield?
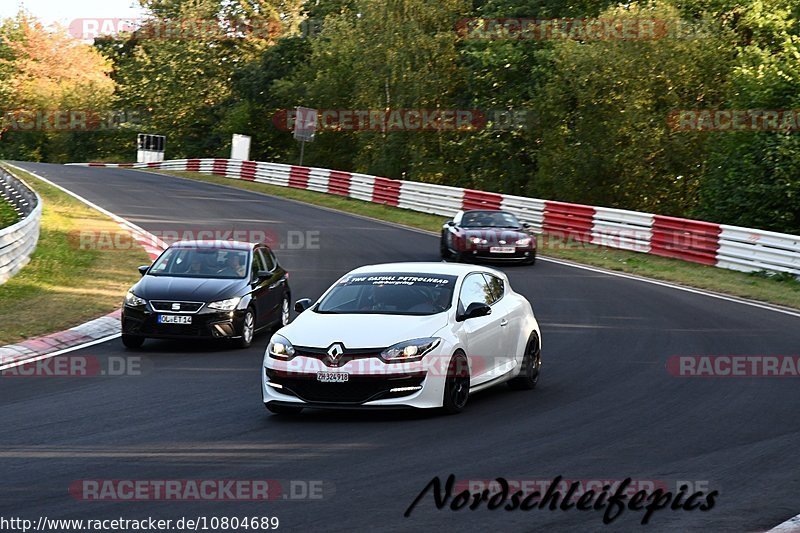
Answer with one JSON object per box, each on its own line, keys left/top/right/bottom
{"left": 461, "top": 211, "right": 522, "bottom": 228}
{"left": 316, "top": 272, "right": 457, "bottom": 315}
{"left": 148, "top": 247, "right": 249, "bottom": 279}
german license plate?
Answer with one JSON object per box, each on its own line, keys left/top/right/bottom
{"left": 490, "top": 246, "right": 516, "bottom": 254}
{"left": 158, "top": 315, "right": 192, "bottom": 325}
{"left": 317, "top": 372, "right": 349, "bottom": 383}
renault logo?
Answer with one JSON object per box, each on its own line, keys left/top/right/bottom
{"left": 327, "top": 343, "right": 345, "bottom": 363}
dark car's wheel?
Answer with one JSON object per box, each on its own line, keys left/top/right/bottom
{"left": 508, "top": 334, "right": 541, "bottom": 390}
{"left": 121, "top": 334, "right": 145, "bottom": 349}
{"left": 523, "top": 250, "right": 537, "bottom": 265}
{"left": 442, "top": 352, "right": 470, "bottom": 414}
{"left": 236, "top": 307, "right": 256, "bottom": 348}
{"left": 439, "top": 236, "right": 450, "bottom": 260}
{"left": 279, "top": 294, "right": 291, "bottom": 328}
{"left": 266, "top": 403, "right": 303, "bottom": 415}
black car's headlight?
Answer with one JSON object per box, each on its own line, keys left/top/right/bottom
{"left": 124, "top": 290, "right": 147, "bottom": 307}
{"left": 381, "top": 337, "right": 441, "bottom": 363}
{"left": 515, "top": 237, "right": 532, "bottom": 247}
{"left": 267, "top": 334, "right": 296, "bottom": 360}
{"left": 208, "top": 297, "right": 242, "bottom": 311}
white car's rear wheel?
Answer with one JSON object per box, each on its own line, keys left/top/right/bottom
{"left": 508, "top": 334, "right": 541, "bottom": 390}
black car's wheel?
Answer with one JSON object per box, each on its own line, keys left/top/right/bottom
{"left": 121, "top": 334, "right": 144, "bottom": 349}
{"left": 439, "top": 235, "right": 451, "bottom": 260}
{"left": 523, "top": 250, "right": 537, "bottom": 265}
{"left": 508, "top": 334, "right": 541, "bottom": 390}
{"left": 442, "top": 352, "right": 470, "bottom": 414}
{"left": 266, "top": 403, "right": 303, "bottom": 415}
{"left": 279, "top": 294, "right": 291, "bottom": 328}
{"left": 236, "top": 307, "right": 256, "bottom": 348}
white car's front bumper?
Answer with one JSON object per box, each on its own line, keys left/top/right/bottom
{"left": 262, "top": 353, "right": 452, "bottom": 409}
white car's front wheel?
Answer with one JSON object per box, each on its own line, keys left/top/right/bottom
{"left": 442, "top": 352, "right": 470, "bottom": 414}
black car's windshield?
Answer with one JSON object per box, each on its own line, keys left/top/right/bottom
{"left": 148, "top": 247, "right": 249, "bottom": 279}
{"left": 316, "top": 272, "right": 457, "bottom": 315}
{"left": 461, "top": 211, "right": 521, "bottom": 228}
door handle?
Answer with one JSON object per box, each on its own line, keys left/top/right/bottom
{"left": 500, "top": 319, "right": 508, "bottom": 327}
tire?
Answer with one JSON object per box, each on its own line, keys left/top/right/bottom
{"left": 442, "top": 352, "right": 470, "bottom": 414}
{"left": 278, "top": 294, "right": 291, "bottom": 329}
{"left": 266, "top": 403, "right": 303, "bottom": 415}
{"left": 508, "top": 334, "right": 541, "bottom": 390}
{"left": 121, "top": 334, "right": 144, "bottom": 349}
{"left": 523, "top": 250, "right": 537, "bottom": 265}
{"left": 440, "top": 239, "right": 449, "bottom": 260}
{"left": 236, "top": 307, "right": 256, "bottom": 349}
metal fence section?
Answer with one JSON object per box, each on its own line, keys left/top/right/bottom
{"left": 0, "top": 166, "right": 42, "bottom": 285}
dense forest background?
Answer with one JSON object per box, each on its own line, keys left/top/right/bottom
{"left": 1, "top": 0, "right": 799, "bottom": 233}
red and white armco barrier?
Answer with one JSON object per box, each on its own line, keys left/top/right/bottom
{"left": 70, "top": 159, "right": 800, "bottom": 277}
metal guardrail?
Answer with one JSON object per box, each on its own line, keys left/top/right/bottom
{"left": 0, "top": 166, "right": 42, "bottom": 285}
{"left": 68, "top": 159, "right": 800, "bottom": 278}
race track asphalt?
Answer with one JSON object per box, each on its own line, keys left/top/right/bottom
{"left": 1, "top": 162, "right": 799, "bottom": 532}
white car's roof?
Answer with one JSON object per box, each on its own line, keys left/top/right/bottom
{"left": 347, "top": 262, "right": 504, "bottom": 278}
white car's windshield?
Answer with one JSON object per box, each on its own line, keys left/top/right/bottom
{"left": 316, "top": 272, "right": 457, "bottom": 315}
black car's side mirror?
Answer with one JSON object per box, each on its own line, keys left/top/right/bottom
{"left": 138, "top": 265, "right": 150, "bottom": 277}
{"left": 457, "top": 302, "right": 492, "bottom": 321}
{"left": 522, "top": 222, "right": 531, "bottom": 229}
{"left": 294, "top": 298, "right": 312, "bottom": 314}
{"left": 446, "top": 220, "right": 456, "bottom": 227}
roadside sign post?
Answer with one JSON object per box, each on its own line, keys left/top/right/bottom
{"left": 293, "top": 107, "right": 317, "bottom": 166}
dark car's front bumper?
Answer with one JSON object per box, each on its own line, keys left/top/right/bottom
{"left": 121, "top": 305, "right": 248, "bottom": 339}
{"left": 465, "top": 245, "right": 536, "bottom": 262}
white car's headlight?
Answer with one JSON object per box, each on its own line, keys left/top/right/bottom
{"left": 515, "top": 237, "right": 532, "bottom": 247}
{"left": 268, "top": 334, "right": 296, "bottom": 360}
{"left": 208, "top": 297, "right": 242, "bottom": 311}
{"left": 381, "top": 337, "right": 441, "bottom": 363}
{"left": 124, "top": 290, "right": 147, "bottom": 307}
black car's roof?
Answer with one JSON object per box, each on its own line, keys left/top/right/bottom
{"left": 169, "top": 240, "right": 257, "bottom": 250}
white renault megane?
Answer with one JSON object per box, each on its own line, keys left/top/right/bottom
{"left": 261, "top": 263, "right": 541, "bottom": 415}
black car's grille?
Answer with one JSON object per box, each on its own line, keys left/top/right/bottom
{"left": 150, "top": 301, "right": 204, "bottom": 313}
{"left": 266, "top": 369, "right": 425, "bottom": 404}
{"left": 140, "top": 322, "right": 205, "bottom": 336}
{"left": 293, "top": 345, "right": 384, "bottom": 368}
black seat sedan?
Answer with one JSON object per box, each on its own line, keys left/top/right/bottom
{"left": 121, "top": 240, "right": 291, "bottom": 349}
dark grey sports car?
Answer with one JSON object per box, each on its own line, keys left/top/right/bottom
{"left": 121, "top": 240, "right": 290, "bottom": 349}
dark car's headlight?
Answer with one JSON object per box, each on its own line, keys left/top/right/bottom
{"left": 515, "top": 237, "right": 532, "bottom": 247}
{"left": 124, "top": 290, "right": 147, "bottom": 307}
{"left": 208, "top": 297, "right": 242, "bottom": 311}
{"left": 381, "top": 338, "right": 441, "bottom": 363}
{"left": 267, "top": 334, "right": 296, "bottom": 360}
{"left": 469, "top": 236, "right": 487, "bottom": 245}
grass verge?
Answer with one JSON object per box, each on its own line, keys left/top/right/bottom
{"left": 0, "top": 196, "right": 18, "bottom": 229}
{"left": 148, "top": 169, "right": 800, "bottom": 310}
{"left": 0, "top": 164, "right": 150, "bottom": 345}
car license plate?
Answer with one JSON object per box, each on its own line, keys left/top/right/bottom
{"left": 490, "top": 246, "right": 516, "bottom": 254}
{"left": 158, "top": 315, "right": 192, "bottom": 325}
{"left": 317, "top": 372, "right": 349, "bottom": 383}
